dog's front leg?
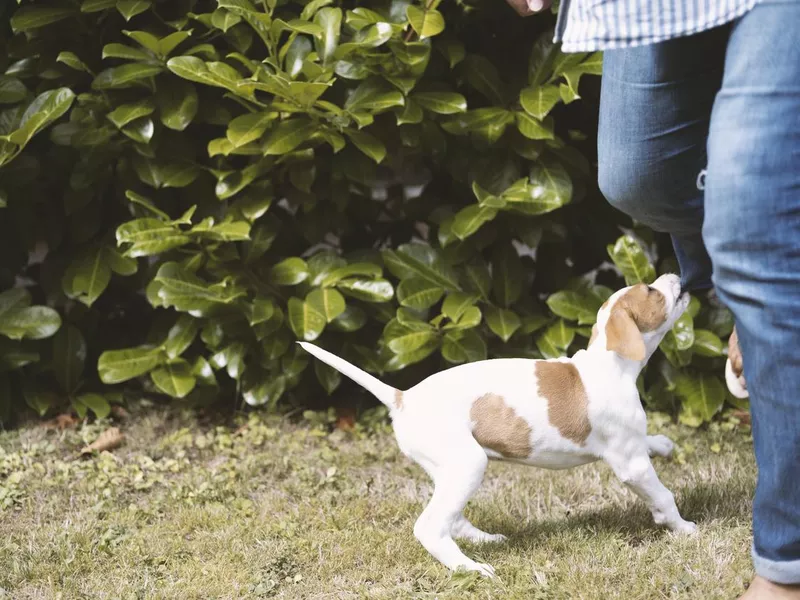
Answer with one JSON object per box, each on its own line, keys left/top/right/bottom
{"left": 605, "top": 449, "right": 696, "bottom": 534}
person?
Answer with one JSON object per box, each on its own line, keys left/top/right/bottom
{"left": 505, "top": 0, "right": 800, "bottom": 597}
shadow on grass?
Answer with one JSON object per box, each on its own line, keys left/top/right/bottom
{"left": 467, "top": 475, "right": 754, "bottom": 550}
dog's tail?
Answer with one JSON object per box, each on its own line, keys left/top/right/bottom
{"left": 297, "top": 342, "right": 402, "bottom": 410}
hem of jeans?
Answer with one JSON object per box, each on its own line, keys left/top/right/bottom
{"left": 752, "top": 545, "right": 800, "bottom": 585}
{"left": 680, "top": 281, "right": 714, "bottom": 293}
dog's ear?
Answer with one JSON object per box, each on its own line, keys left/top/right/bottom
{"left": 605, "top": 306, "right": 646, "bottom": 361}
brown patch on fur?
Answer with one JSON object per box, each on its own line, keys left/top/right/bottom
{"left": 394, "top": 389, "right": 403, "bottom": 409}
{"left": 536, "top": 361, "right": 591, "bottom": 445}
{"left": 623, "top": 284, "right": 668, "bottom": 332}
{"left": 470, "top": 394, "right": 532, "bottom": 458}
{"left": 605, "top": 284, "right": 668, "bottom": 361}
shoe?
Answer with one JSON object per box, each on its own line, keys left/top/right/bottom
{"left": 726, "top": 326, "right": 749, "bottom": 399}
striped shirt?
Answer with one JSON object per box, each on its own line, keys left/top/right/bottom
{"left": 554, "top": 0, "right": 760, "bottom": 52}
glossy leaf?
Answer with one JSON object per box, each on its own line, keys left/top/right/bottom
{"left": 441, "top": 329, "right": 486, "bottom": 364}
{"left": 62, "top": 248, "right": 112, "bottom": 307}
{"left": 345, "top": 80, "right": 404, "bottom": 112}
{"left": 536, "top": 319, "right": 575, "bottom": 358}
{"left": 485, "top": 306, "right": 521, "bottom": 342}
{"left": 151, "top": 359, "right": 197, "bottom": 398}
{"left": 397, "top": 278, "right": 444, "bottom": 310}
{"left": 156, "top": 78, "right": 198, "bottom": 131}
{"left": 158, "top": 31, "right": 193, "bottom": 57}
{"left": 81, "top": 0, "right": 118, "bottom": 12}
{"left": 262, "top": 119, "right": 316, "bottom": 155}
{"left": 227, "top": 111, "right": 274, "bottom": 147}
{"left": 0, "top": 78, "right": 27, "bottom": 105}
{"left": 56, "top": 52, "right": 91, "bottom": 74}
{"left": 451, "top": 205, "right": 496, "bottom": 240}
{"left": 384, "top": 319, "right": 437, "bottom": 354}
{"left": 516, "top": 112, "right": 554, "bottom": 140}
{"left": 166, "top": 56, "right": 245, "bottom": 96}
{"left": 344, "top": 129, "right": 386, "bottom": 163}
{"left": 270, "top": 257, "right": 309, "bottom": 286}
{"left": 102, "top": 43, "right": 150, "bottom": 61}
{"left": 546, "top": 290, "right": 601, "bottom": 324}
{"left": 243, "top": 374, "right": 286, "bottom": 406}
{"left": 0, "top": 289, "right": 31, "bottom": 318}
{"left": 306, "top": 288, "right": 346, "bottom": 322}
{"left": 406, "top": 6, "right": 445, "bottom": 39}
{"left": 98, "top": 346, "right": 163, "bottom": 383}
{"left": 520, "top": 85, "right": 560, "bottom": 119}
{"left": 607, "top": 235, "right": 657, "bottom": 285}
{"left": 693, "top": 329, "right": 725, "bottom": 357}
{"left": 382, "top": 244, "right": 460, "bottom": 291}
{"left": 337, "top": 278, "right": 394, "bottom": 302}
{"left": 11, "top": 5, "right": 75, "bottom": 32}
{"left": 314, "top": 7, "right": 342, "bottom": 64}
{"left": 75, "top": 393, "right": 112, "bottom": 418}
{"left": 314, "top": 360, "right": 341, "bottom": 394}
{"left": 441, "top": 293, "right": 478, "bottom": 322}
{"left": 117, "top": 0, "right": 151, "bottom": 21}
{"left": 92, "top": 64, "right": 163, "bottom": 89}
{"left": 677, "top": 372, "right": 725, "bottom": 426}
{"left": 288, "top": 297, "right": 326, "bottom": 341}
{"left": 8, "top": 88, "right": 76, "bottom": 149}
{"left": 164, "top": 315, "right": 200, "bottom": 359}
{"left": 116, "top": 219, "right": 191, "bottom": 257}
{"left": 413, "top": 92, "right": 467, "bottom": 114}
{"left": 106, "top": 99, "right": 155, "bottom": 129}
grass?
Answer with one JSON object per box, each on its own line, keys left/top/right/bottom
{"left": 0, "top": 404, "right": 756, "bottom": 599}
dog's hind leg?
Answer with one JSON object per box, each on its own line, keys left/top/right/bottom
{"left": 412, "top": 439, "right": 496, "bottom": 577}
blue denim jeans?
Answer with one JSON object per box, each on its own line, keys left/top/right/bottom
{"left": 597, "top": 0, "right": 800, "bottom": 585}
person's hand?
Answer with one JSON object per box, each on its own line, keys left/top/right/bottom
{"left": 505, "top": 0, "right": 552, "bottom": 16}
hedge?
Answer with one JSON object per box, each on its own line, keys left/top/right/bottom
{"left": 0, "top": 0, "right": 742, "bottom": 427}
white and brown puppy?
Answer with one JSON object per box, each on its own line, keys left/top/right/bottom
{"left": 299, "top": 273, "right": 695, "bottom": 577}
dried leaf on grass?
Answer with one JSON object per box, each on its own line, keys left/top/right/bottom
{"left": 730, "top": 409, "right": 751, "bottom": 426}
{"left": 41, "top": 414, "right": 79, "bottom": 430}
{"left": 111, "top": 405, "right": 130, "bottom": 419}
{"left": 80, "top": 427, "right": 124, "bottom": 455}
{"left": 335, "top": 407, "right": 356, "bottom": 432}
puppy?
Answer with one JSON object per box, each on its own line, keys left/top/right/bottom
{"left": 299, "top": 273, "right": 695, "bottom": 577}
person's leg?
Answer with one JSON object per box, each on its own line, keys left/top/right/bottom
{"left": 598, "top": 28, "right": 728, "bottom": 291}
{"left": 703, "top": 0, "right": 800, "bottom": 588}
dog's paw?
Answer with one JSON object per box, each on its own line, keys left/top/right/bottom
{"left": 458, "top": 531, "right": 507, "bottom": 544}
{"left": 671, "top": 520, "right": 697, "bottom": 535}
{"left": 647, "top": 434, "right": 675, "bottom": 458}
{"left": 454, "top": 561, "right": 496, "bottom": 578}
{"left": 472, "top": 562, "right": 496, "bottom": 578}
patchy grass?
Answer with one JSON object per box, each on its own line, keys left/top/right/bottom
{"left": 0, "top": 405, "right": 755, "bottom": 599}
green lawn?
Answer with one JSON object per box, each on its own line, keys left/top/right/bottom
{"left": 0, "top": 405, "right": 756, "bottom": 599}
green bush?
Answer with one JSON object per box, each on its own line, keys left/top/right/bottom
{"left": 0, "top": 0, "right": 743, "bottom": 427}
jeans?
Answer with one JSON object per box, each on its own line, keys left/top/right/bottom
{"left": 597, "top": 0, "right": 800, "bottom": 585}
